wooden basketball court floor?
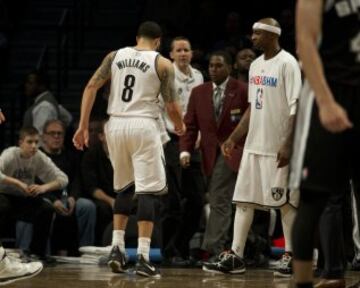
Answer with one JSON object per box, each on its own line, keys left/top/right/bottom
{"left": 4, "top": 264, "right": 360, "bottom": 288}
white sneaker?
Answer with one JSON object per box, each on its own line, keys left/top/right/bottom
{"left": 273, "top": 253, "right": 293, "bottom": 278}
{"left": 0, "top": 253, "right": 43, "bottom": 285}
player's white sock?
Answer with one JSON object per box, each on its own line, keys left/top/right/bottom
{"left": 231, "top": 205, "right": 254, "bottom": 258}
{"left": 138, "top": 237, "right": 151, "bottom": 262}
{"left": 280, "top": 204, "right": 296, "bottom": 253}
{"left": 112, "top": 230, "right": 126, "bottom": 254}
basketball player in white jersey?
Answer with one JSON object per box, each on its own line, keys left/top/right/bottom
{"left": 203, "top": 18, "right": 302, "bottom": 277}
{"left": 73, "top": 21, "right": 185, "bottom": 278}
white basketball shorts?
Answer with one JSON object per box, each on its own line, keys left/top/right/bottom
{"left": 232, "top": 150, "right": 299, "bottom": 208}
{"left": 105, "top": 116, "right": 167, "bottom": 195}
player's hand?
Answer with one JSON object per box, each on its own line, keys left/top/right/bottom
{"left": 174, "top": 123, "right": 186, "bottom": 136}
{"left": 0, "top": 110, "right": 5, "bottom": 124}
{"left": 319, "top": 100, "right": 353, "bottom": 133}
{"left": 277, "top": 144, "right": 291, "bottom": 168}
{"left": 73, "top": 127, "right": 89, "bottom": 150}
{"left": 221, "top": 138, "right": 235, "bottom": 158}
{"left": 180, "top": 154, "right": 191, "bottom": 168}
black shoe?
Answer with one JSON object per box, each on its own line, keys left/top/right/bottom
{"left": 202, "top": 251, "right": 246, "bottom": 274}
{"left": 135, "top": 255, "right": 161, "bottom": 278}
{"left": 107, "top": 246, "right": 127, "bottom": 273}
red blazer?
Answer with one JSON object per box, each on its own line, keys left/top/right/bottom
{"left": 180, "top": 77, "right": 248, "bottom": 176}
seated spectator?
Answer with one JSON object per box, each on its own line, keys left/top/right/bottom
{"left": 81, "top": 120, "right": 116, "bottom": 245}
{"left": 0, "top": 109, "right": 43, "bottom": 285}
{"left": 16, "top": 120, "right": 97, "bottom": 255}
{"left": 0, "top": 150, "right": 43, "bottom": 285}
{"left": 0, "top": 126, "right": 68, "bottom": 260}
{"left": 41, "top": 120, "right": 96, "bottom": 252}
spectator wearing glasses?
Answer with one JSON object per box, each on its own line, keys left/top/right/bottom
{"left": 17, "top": 120, "right": 96, "bottom": 255}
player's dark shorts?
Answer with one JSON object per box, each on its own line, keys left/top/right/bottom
{"left": 290, "top": 81, "right": 360, "bottom": 194}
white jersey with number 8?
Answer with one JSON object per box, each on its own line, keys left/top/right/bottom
{"left": 107, "top": 47, "right": 161, "bottom": 118}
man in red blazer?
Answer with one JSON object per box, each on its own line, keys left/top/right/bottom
{"left": 180, "top": 50, "right": 248, "bottom": 258}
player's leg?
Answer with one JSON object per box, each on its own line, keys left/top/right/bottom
{"left": 291, "top": 83, "right": 353, "bottom": 288}
{"left": 108, "top": 185, "right": 135, "bottom": 273}
{"left": 292, "top": 191, "right": 328, "bottom": 288}
{"left": 274, "top": 204, "right": 297, "bottom": 277}
{"left": 131, "top": 118, "right": 166, "bottom": 278}
{"left": 104, "top": 118, "right": 134, "bottom": 273}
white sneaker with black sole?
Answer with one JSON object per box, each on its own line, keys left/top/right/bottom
{"left": 273, "top": 253, "right": 293, "bottom": 278}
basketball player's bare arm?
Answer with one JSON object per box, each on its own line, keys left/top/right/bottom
{"left": 73, "top": 51, "right": 116, "bottom": 150}
{"left": 0, "top": 109, "right": 5, "bottom": 124}
{"left": 297, "top": 0, "right": 352, "bottom": 133}
{"left": 158, "top": 56, "right": 186, "bottom": 136}
{"left": 277, "top": 115, "right": 296, "bottom": 168}
{"left": 221, "top": 107, "right": 251, "bottom": 158}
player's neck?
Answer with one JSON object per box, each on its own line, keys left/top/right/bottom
{"left": 263, "top": 43, "right": 281, "bottom": 60}
{"left": 135, "top": 39, "right": 156, "bottom": 51}
{"left": 175, "top": 63, "right": 191, "bottom": 76}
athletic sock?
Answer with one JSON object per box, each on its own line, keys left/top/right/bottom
{"left": 231, "top": 206, "right": 254, "bottom": 258}
{"left": 112, "top": 230, "right": 126, "bottom": 254}
{"left": 138, "top": 237, "right": 151, "bottom": 262}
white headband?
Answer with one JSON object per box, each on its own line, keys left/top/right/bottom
{"left": 253, "top": 22, "right": 281, "bottom": 36}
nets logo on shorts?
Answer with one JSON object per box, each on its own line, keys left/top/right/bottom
{"left": 271, "top": 187, "right": 284, "bottom": 201}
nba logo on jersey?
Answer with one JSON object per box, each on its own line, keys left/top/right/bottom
{"left": 255, "top": 88, "right": 263, "bottom": 109}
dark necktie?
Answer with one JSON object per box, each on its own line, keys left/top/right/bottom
{"left": 214, "top": 86, "right": 222, "bottom": 119}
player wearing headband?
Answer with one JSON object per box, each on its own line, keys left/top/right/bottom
{"left": 203, "top": 18, "right": 302, "bottom": 277}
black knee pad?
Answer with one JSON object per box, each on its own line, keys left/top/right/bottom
{"left": 113, "top": 185, "right": 135, "bottom": 215}
{"left": 137, "top": 194, "right": 157, "bottom": 221}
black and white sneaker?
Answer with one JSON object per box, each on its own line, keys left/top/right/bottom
{"left": 273, "top": 253, "right": 293, "bottom": 278}
{"left": 202, "top": 250, "right": 246, "bottom": 274}
{"left": 107, "top": 246, "right": 127, "bottom": 273}
{"left": 135, "top": 255, "right": 161, "bottom": 278}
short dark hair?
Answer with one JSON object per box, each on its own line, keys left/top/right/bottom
{"left": 210, "top": 50, "right": 233, "bottom": 66}
{"left": 170, "top": 36, "right": 191, "bottom": 50}
{"left": 137, "top": 21, "right": 162, "bottom": 39}
{"left": 19, "top": 126, "right": 39, "bottom": 140}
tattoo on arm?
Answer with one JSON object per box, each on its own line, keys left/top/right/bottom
{"left": 160, "top": 66, "right": 179, "bottom": 103}
{"left": 87, "top": 52, "right": 116, "bottom": 89}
